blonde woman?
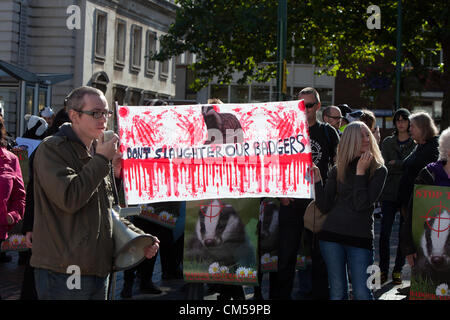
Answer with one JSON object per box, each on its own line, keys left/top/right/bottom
{"left": 312, "top": 121, "right": 387, "bottom": 300}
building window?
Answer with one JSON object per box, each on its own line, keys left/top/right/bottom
{"left": 210, "top": 84, "right": 229, "bottom": 103}
{"left": 159, "top": 53, "right": 169, "bottom": 80}
{"left": 130, "top": 25, "right": 142, "bottom": 73}
{"left": 230, "top": 85, "right": 249, "bottom": 103}
{"left": 94, "top": 10, "right": 107, "bottom": 63}
{"left": 145, "top": 31, "right": 156, "bottom": 77}
{"left": 114, "top": 19, "right": 126, "bottom": 68}
{"left": 250, "top": 85, "right": 270, "bottom": 103}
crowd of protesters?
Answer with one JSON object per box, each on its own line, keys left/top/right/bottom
{"left": 0, "top": 84, "right": 448, "bottom": 301}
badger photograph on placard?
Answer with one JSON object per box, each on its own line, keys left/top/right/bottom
{"left": 139, "top": 201, "right": 181, "bottom": 229}
{"left": 410, "top": 185, "right": 450, "bottom": 300}
{"left": 183, "top": 198, "right": 259, "bottom": 285}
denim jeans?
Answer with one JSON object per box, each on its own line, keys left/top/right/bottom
{"left": 319, "top": 240, "right": 374, "bottom": 300}
{"left": 34, "top": 268, "right": 109, "bottom": 300}
{"left": 379, "top": 200, "right": 405, "bottom": 274}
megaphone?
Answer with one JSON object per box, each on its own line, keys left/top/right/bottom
{"left": 111, "top": 205, "right": 156, "bottom": 271}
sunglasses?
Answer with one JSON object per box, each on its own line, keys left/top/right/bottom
{"left": 75, "top": 109, "right": 113, "bottom": 119}
{"left": 305, "top": 102, "right": 318, "bottom": 109}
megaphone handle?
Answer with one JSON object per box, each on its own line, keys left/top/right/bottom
{"left": 110, "top": 166, "right": 120, "bottom": 206}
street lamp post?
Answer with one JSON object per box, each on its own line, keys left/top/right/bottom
{"left": 276, "top": 0, "right": 287, "bottom": 102}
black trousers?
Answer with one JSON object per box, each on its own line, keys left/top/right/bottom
{"left": 123, "top": 218, "right": 176, "bottom": 284}
{"left": 272, "top": 199, "right": 309, "bottom": 300}
{"left": 303, "top": 228, "right": 330, "bottom": 300}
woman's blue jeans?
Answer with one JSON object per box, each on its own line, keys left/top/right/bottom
{"left": 319, "top": 240, "right": 374, "bottom": 300}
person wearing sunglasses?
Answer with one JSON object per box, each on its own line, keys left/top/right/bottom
{"left": 273, "top": 87, "right": 339, "bottom": 300}
{"left": 322, "top": 106, "right": 343, "bottom": 134}
{"left": 30, "top": 86, "right": 160, "bottom": 300}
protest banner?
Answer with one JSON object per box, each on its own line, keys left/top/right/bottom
{"left": 410, "top": 184, "right": 450, "bottom": 300}
{"left": 117, "top": 100, "right": 313, "bottom": 205}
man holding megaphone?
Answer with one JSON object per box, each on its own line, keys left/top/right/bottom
{"left": 30, "top": 86, "right": 159, "bottom": 300}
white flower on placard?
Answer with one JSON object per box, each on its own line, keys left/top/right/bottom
{"left": 271, "top": 256, "right": 278, "bottom": 263}
{"left": 219, "top": 266, "right": 229, "bottom": 274}
{"left": 247, "top": 268, "right": 256, "bottom": 278}
{"left": 9, "top": 235, "right": 20, "bottom": 245}
{"left": 208, "top": 262, "right": 220, "bottom": 274}
{"left": 436, "top": 283, "right": 449, "bottom": 296}
{"left": 261, "top": 253, "right": 271, "bottom": 264}
{"left": 236, "top": 267, "right": 248, "bottom": 278}
{"left": 159, "top": 211, "right": 170, "bottom": 221}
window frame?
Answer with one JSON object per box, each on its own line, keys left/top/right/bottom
{"left": 93, "top": 9, "right": 108, "bottom": 64}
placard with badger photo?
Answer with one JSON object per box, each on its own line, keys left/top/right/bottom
{"left": 138, "top": 201, "right": 181, "bottom": 229}
{"left": 410, "top": 185, "right": 450, "bottom": 300}
{"left": 183, "top": 198, "right": 259, "bottom": 285}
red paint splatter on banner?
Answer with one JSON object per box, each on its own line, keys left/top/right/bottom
{"left": 123, "top": 152, "right": 312, "bottom": 202}
{"left": 298, "top": 100, "right": 305, "bottom": 111}
{"left": 238, "top": 108, "right": 257, "bottom": 136}
{"left": 124, "top": 158, "right": 172, "bottom": 199}
{"left": 175, "top": 113, "right": 205, "bottom": 145}
{"left": 119, "top": 106, "right": 130, "bottom": 118}
{"left": 267, "top": 110, "right": 297, "bottom": 139}
{"left": 132, "top": 115, "right": 164, "bottom": 145}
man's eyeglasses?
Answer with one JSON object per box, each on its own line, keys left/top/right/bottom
{"left": 75, "top": 110, "right": 113, "bottom": 119}
{"left": 326, "top": 115, "right": 343, "bottom": 120}
{"left": 305, "top": 102, "right": 318, "bottom": 109}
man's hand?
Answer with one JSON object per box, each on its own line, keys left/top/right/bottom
{"left": 144, "top": 237, "right": 160, "bottom": 259}
{"left": 312, "top": 164, "right": 322, "bottom": 183}
{"left": 280, "top": 198, "right": 294, "bottom": 206}
{"left": 96, "top": 131, "right": 119, "bottom": 161}
{"left": 25, "top": 232, "right": 33, "bottom": 249}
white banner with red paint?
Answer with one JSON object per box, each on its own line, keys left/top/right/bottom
{"left": 117, "top": 100, "right": 313, "bottom": 205}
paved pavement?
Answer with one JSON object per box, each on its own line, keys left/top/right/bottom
{"left": 0, "top": 212, "right": 410, "bottom": 300}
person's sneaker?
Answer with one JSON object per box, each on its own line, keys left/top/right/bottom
{"left": 380, "top": 272, "right": 388, "bottom": 284}
{"left": 120, "top": 281, "right": 134, "bottom": 299}
{"left": 392, "top": 272, "right": 402, "bottom": 285}
{"left": 140, "top": 281, "right": 162, "bottom": 294}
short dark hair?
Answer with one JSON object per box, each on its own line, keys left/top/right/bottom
{"left": 298, "top": 87, "right": 320, "bottom": 103}
{"left": 64, "top": 86, "right": 104, "bottom": 111}
{"left": 392, "top": 108, "right": 411, "bottom": 134}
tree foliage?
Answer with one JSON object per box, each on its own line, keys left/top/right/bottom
{"left": 153, "top": 0, "right": 449, "bottom": 127}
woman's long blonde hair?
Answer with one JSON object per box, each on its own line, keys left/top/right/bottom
{"left": 336, "top": 121, "right": 384, "bottom": 183}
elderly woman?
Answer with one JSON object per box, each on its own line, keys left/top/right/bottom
{"left": 398, "top": 112, "right": 440, "bottom": 212}
{"left": 401, "top": 127, "right": 450, "bottom": 268}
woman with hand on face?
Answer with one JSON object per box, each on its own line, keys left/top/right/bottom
{"left": 312, "top": 121, "right": 387, "bottom": 300}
